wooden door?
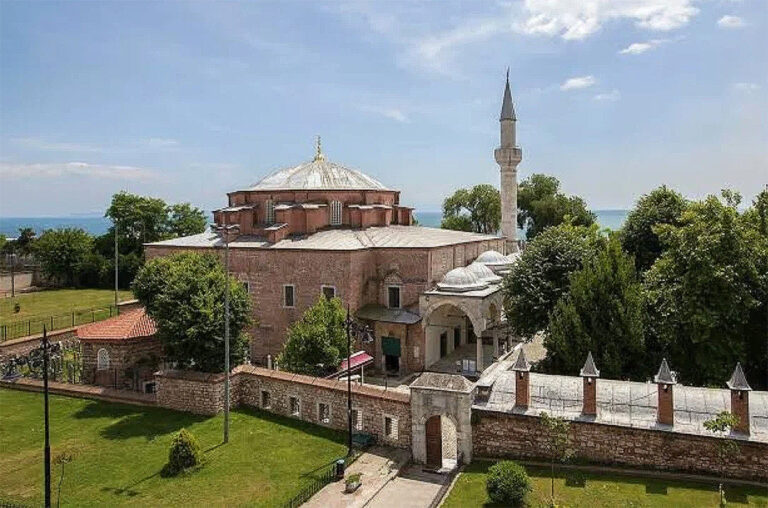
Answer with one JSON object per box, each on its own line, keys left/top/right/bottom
{"left": 425, "top": 415, "right": 442, "bottom": 468}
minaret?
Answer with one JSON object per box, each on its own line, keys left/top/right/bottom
{"left": 494, "top": 69, "right": 522, "bottom": 253}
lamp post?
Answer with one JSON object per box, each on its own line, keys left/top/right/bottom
{"left": 6, "top": 253, "right": 17, "bottom": 298}
{"left": 113, "top": 221, "right": 119, "bottom": 315}
{"left": 42, "top": 325, "right": 51, "bottom": 508}
{"left": 344, "top": 306, "right": 373, "bottom": 457}
{"left": 213, "top": 222, "right": 240, "bottom": 444}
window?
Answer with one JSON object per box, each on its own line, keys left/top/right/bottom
{"left": 321, "top": 285, "right": 336, "bottom": 300}
{"left": 388, "top": 286, "right": 401, "bottom": 309}
{"left": 143, "top": 381, "right": 157, "bottom": 394}
{"left": 384, "top": 415, "right": 399, "bottom": 440}
{"left": 290, "top": 396, "right": 301, "bottom": 416}
{"left": 96, "top": 348, "right": 110, "bottom": 370}
{"left": 318, "top": 403, "right": 330, "bottom": 424}
{"left": 261, "top": 390, "right": 271, "bottom": 409}
{"left": 330, "top": 200, "right": 342, "bottom": 226}
{"left": 242, "top": 281, "right": 251, "bottom": 294}
{"left": 351, "top": 409, "right": 362, "bottom": 430}
{"left": 265, "top": 199, "right": 275, "bottom": 224}
{"left": 283, "top": 285, "right": 295, "bottom": 308}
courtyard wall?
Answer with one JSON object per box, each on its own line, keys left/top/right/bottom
{"left": 472, "top": 409, "right": 768, "bottom": 482}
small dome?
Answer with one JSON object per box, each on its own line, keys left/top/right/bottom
{"left": 466, "top": 262, "right": 503, "bottom": 284}
{"left": 476, "top": 250, "right": 513, "bottom": 273}
{"left": 437, "top": 267, "right": 489, "bottom": 293}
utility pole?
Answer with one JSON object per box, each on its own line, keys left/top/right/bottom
{"left": 43, "top": 325, "right": 51, "bottom": 508}
{"left": 114, "top": 222, "right": 119, "bottom": 315}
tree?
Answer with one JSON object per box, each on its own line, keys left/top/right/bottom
{"left": 620, "top": 185, "right": 688, "bottom": 272}
{"left": 167, "top": 203, "right": 207, "bottom": 238}
{"left": 543, "top": 236, "right": 646, "bottom": 379}
{"left": 105, "top": 191, "right": 169, "bottom": 245}
{"left": 33, "top": 228, "right": 94, "bottom": 287}
{"left": 278, "top": 296, "right": 347, "bottom": 376}
{"left": 517, "top": 174, "right": 595, "bottom": 240}
{"left": 0, "top": 234, "right": 6, "bottom": 253}
{"left": 741, "top": 189, "right": 768, "bottom": 389}
{"left": 132, "top": 252, "right": 251, "bottom": 372}
{"left": 441, "top": 184, "right": 501, "bottom": 234}
{"left": 644, "top": 191, "right": 764, "bottom": 386}
{"left": 540, "top": 412, "right": 573, "bottom": 506}
{"left": 486, "top": 460, "right": 531, "bottom": 506}
{"left": 703, "top": 411, "right": 740, "bottom": 507}
{"left": 503, "top": 222, "right": 603, "bottom": 337}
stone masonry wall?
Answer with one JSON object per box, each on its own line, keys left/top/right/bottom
{"left": 81, "top": 336, "right": 163, "bottom": 388}
{"left": 472, "top": 410, "right": 768, "bottom": 482}
{"left": 155, "top": 365, "right": 412, "bottom": 448}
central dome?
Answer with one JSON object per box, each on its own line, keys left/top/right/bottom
{"left": 247, "top": 158, "right": 390, "bottom": 191}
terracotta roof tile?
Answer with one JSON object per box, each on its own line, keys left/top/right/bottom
{"left": 77, "top": 307, "right": 157, "bottom": 341}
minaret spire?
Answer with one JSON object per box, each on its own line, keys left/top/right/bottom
{"left": 494, "top": 70, "right": 522, "bottom": 253}
{"left": 314, "top": 135, "right": 325, "bottom": 161}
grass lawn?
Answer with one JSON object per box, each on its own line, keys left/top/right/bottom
{"left": 442, "top": 461, "right": 768, "bottom": 508}
{"left": 0, "top": 389, "right": 348, "bottom": 507}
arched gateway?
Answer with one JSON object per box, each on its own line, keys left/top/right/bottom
{"left": 410, "top": 372, "right": 474, "bottom": 468}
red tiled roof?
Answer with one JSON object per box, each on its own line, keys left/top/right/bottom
{"left": 339, "top": 351, "right": 374, "bottom": 372}
{"left": 77, "top": 307, "right": 157, "bottom": 341}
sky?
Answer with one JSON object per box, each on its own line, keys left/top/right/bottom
{"left": 0, "top": 0, "right": 766, "bottom": 216}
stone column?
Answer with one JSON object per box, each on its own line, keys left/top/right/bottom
{"left": 727, "top": 363, "right": 751, "bottom": 435}
{"left": 476, "top": 337, "right": 484, "bottom": 372}
{"left": 654, "top": 358, "right": 676, "bottom": 426}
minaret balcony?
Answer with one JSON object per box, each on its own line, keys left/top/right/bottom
{"left": 494, "top": 146, "right": 523, "bottom": 166}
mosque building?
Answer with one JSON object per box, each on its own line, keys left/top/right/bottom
{"left": 145, "top": 75, "right": 523, "bottom": 376}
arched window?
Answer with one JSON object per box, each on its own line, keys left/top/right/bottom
{"left": 97, "top": 348, "right": 110, "bottom": 371}
{"left": 265, "top": 199, "right": 275, "bottom": 225}
{"left": 330, "top": 200, "right": 342, "bottom": 226}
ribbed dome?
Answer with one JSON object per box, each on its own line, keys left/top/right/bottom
{"left": 466, "top": 262, "right": 502, "bottom": 284}
{"left": 437, "top": 267, "right": 489, "bottom": 293}
{"left": 476, "top": 250, "right": 507, "bottom": 264}
{"left": 247, "top": 158, "right": 390, "bottom": 191}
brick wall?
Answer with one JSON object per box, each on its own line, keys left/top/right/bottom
{"left": 155, "top": 365, "right": 412, "bottom": 448}
{"left": 472, "top": 410, "right": 768, "bottom": 482}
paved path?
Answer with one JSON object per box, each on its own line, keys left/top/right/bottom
{"left": 366, "top": 464, "right": 450, "bottom": 508}
{"left": 304, "top": 447, "right": 410, "bottom": 508}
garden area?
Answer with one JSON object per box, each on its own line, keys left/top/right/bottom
{"left": 442, "top": 461, "right": 768, "bottom": 508}
{"left": 0, "top": 389, "right": 348, "bottom": 507}
{"left": 0, "top": 289, "right": 134, "bottom": 340}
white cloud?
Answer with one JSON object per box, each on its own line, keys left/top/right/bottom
{"left": 733, "top": 82, "right": 760, "bottom": 92}
{"left": 0, "top": 162, "right": 158, "bottom": 181}
{"left": 593, "top": 89, "right": 621, "bottom": 101}
{"left": 560, "top": 76, "right": 597, "bottom": 91}
{"left": 618, "top": 38, "right": 668, "bottom": 55}
{"left": 357, "top": 104, "right": 409, "bottom": 123}
{"left": 520, "top": 0, "right": 699, "bottom": 40}
{"left": 717, "top": 15, "right": 745, "bottom": 29}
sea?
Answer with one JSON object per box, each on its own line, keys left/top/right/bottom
{"left": 0, "top": 210, "right": 629, "bottom": 238}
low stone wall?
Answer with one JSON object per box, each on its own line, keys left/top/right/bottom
{"left": 236, "top": 366, "right": 412, "bottom": 448}
{"left": 472, "top": 409, "right": 768, "bottom": 482}
{"left": 0, "top": 328, "right": 77, "bottom": 360}
{"left": 154, "top": 365, "right": 412, "bottom": 448}
{"left": 155, "top": 370, "right": 226, "bottom": 415}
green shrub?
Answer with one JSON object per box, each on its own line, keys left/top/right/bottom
{"left": 486, "top": 460, "right": 531, "bottom": 506}
{"left": 164, "top": 429, "right": 202, "bottom": 476}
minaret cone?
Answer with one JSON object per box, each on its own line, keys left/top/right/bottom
{"left": 494, "top": 69, "right": 522, "bottom": 253}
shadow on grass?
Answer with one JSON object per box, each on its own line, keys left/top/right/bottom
{"left": 101, "top": 470, "right": 161, "bottom": 498}
{"left": 73, "top": 400, "right": 211, "bottom": 440}
{"left": 235, "top": 405, "right": 347, "bottom": 445}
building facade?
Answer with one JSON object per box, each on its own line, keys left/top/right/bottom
{"left": 146, "top": 77, "right": 522, "bottom": 375}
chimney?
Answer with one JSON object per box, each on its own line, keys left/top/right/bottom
{"left": 580, "top": 352, "right": 600, "bottom": 416}
{"left": 654, "top": 358, "right": 676, "bottom": 426}
{"left": 727, "top": 363, "right": 751, "bottom": 435}
{"left": 512, "top": 349, "right": 531, "bottom": 408}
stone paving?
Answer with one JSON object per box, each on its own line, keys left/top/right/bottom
{"left": 366, "top": 464, "right": 450, "bottom": 508}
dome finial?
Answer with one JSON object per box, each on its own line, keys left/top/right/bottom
{"left": 314, "top": 135, "right": 325, "bottom": 161}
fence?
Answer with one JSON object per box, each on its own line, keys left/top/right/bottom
{"left": 284, "top": 460, "right": 337, "bottom": 508}
{"left": 1, "top": 304, "right": 119, "bottom": 342}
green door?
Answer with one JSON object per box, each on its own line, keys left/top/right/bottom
{"left": 382, "top": 336, "right": 401, "bottom": 357}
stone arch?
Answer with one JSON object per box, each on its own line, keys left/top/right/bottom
{"left": 97, "top": 348, "right": 110, "bottom": 371}
{"left": 422, "top": 300, "right": 484, "bottom": 333}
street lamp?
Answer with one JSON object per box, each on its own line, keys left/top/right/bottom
{"left": 344, "top": 306, "right": 374, "bottom": 457}
{"left": 212, "top": 222, "right": 240, "bottom": 444}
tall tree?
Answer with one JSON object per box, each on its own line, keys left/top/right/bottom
{"left": 14, "top": 227, "right": 37, "bottom": 255}
{"left": 644, "top": 191, "right": 764, "bottom": 386}
{"left": 33, "top": 228, "right": 94, "bottom": 287}
{"left": 620, "top": 185, "right": 688, "bottom": 272}
{"left": 544, "top": 236, "right": 646, "bottom": 379}
{"left": 132, "top": 252, "right": 251, "bottom": 372}
{"left": 278, "top": 296, "right": 347, "bottom": 376}
{"left": 105, "top": 191, "right": 169, "bottom": 246}
{"left": 167, "top": 203, "right": 207, "bottom": 238}
{"left": 517, "top": 174, "right": 595, "bottom": 239}
{"left": 503, "top": 222, "right": 603, "bottom": 337}
{"left": 441, "top": 184, "right": 501, "bottom": 234}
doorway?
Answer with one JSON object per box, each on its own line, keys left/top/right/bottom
{"left": 425, "top": 415, "right": 442, "bottom": 468}
{"left": 453, "top": 327, "right": 461, "bottom": 349}
{"left": 385, "top": 354, "right": 400, "bottom": 374}
{"left": 440, "top": 332, "right": 447, "bottom": 358}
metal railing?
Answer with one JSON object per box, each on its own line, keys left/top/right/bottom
{"left": 284, "top": 460, "right": 337, "bottom": 508}
{"left": 0, "top": 304, "right": 119, "bottom": 342}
